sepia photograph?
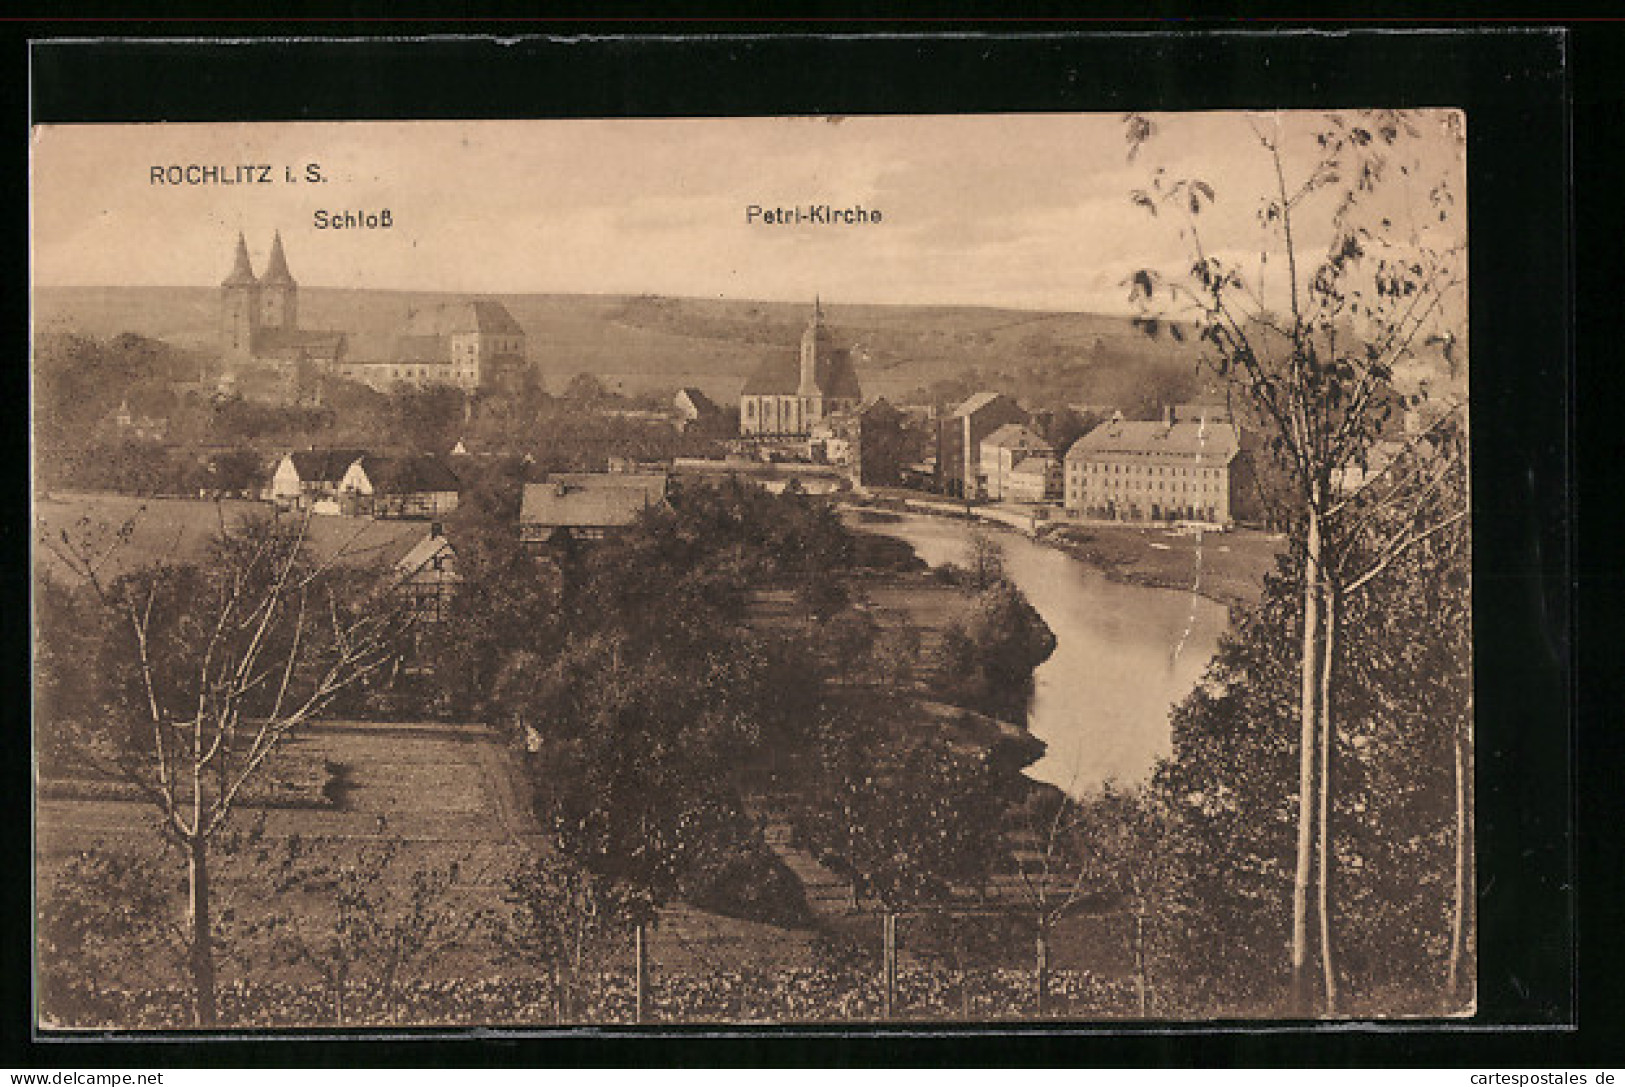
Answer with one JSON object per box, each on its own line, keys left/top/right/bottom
{"left": 30, "top": 110, "right": 1470, "bottom": 1030}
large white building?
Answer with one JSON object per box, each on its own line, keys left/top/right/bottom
{"left": 1064, "top": 408, "right": 1243, "bottom": 525}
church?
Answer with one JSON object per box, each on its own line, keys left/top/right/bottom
{"left": 739, "top": 298, "right": 863, "bottom": 437}
{"left": 219, "top": 231, "right": 348, "bottom": 370}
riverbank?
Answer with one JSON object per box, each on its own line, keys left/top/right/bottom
{"left": 845, "top": 493, "right": 1281, "bottom": 612}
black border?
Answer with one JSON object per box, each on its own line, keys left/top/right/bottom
{"left": 13, "top": 25, "right": 1582, "bottom": 1067}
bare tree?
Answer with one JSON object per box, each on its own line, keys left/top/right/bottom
{"left": 43, "top": 507, "right": 405, "bottom": 1026}
{"left": 1124, "top": 109, "right": 1467, "bottom": 1014}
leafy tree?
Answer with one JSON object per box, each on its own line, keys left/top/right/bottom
{"left": 793, "top": 700, "right": 1006, "bottom": 1017}
{"left": 1147, "top": 523, "right": 1469, "bottom": 1015}
{"left": 258, "top": 835, "right": 474, "bottom": 1025}
{"left": 934, "top": 582, "right": 1057, "bottom": 721}
{"left": 1124, "top": 109, "right": 1467, "bottom": 1014}
{"left": 40, "top": 511, "right": 405, "bottom": 1026}
{"left": 490, "top": 850, "right": 634, "bottom": 1022}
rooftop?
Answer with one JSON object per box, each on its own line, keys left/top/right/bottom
{"left": 1066, "top": 419, "right": 1241, "bottom": 462}
{"left": 519, "top": 472, "right": 669, "bottom": 529}
{"left": 349, "top": 454, "right": 462, "bottom": 495}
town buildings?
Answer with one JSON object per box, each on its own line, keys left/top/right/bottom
{"left": 1064, "top": 406, "right": 1245, "bottom": 525}
{"left": 809, "top": 397, "right": 919, "bottom": 488}
{"left": 518, "top": 472, "right": 670, "bottom": 546}
{"left": 935, "top": 392, "right": 1028, "bottom": 499}
{"left": 267, "top": 448, "right": 371, "bottom": 510}
{"left": 337, "top": 454, "right": 462, "bottom": 519}
{"left": 267, "top": 449, "right": 460, "bottom": 520}
{"left": 739, "top": 299, "right": 862, "bottom": 437}
{"left": 978, "top": 423, "right": 1058, "bottom": 503}
{"left": 674, "top": 387, "right": 731, "bottom": 435}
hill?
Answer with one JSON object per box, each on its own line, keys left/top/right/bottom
{"left": 34, "top": 286, "right": 1207, "bottom": 411}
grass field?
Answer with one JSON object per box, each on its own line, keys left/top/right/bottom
{"left": 1047, "top": 521, "right": 1285, "bottom": 610}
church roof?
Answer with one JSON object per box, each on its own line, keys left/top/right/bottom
{"left": 741, "top": 352, "right": 801, "bottom": 395}
{"left": 221, "top": 233, "right": 257, "bottom": 288}
{"left": 740, "top": 347, "right": 862, "bottom": 398}
{"left": 259, "top": 231, "right": 296, "bottom": 288}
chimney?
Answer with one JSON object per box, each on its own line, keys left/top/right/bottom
{"left": 430, "top": 522, "right": 443, "bottom": 538}
{"left": 1163, "top": 404, "right": 1176, "bottom": 426}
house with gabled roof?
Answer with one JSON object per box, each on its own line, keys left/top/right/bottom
{"left": 518, "top": 472, "right": 669, "bottom": 546}
{"left": 935, "top": 391, "right": 1028, "bottom": 499}
{"left": 266, "top": 448, "right": 369, "bottom": 509}
{"left": 338, "top": 454, "right": 461, "bottom": 520}
{"left": 980, "top": 423, "right": 1058, "bottom": 503}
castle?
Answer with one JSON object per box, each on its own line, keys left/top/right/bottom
{"left": 739, "top": 298, "right": 862, "bottom": 436}
{"left": 219, "top": 231, "right": 348, "bottom": 370}
{"left": 218, "top": 233, "right": 529, "bottom": 399}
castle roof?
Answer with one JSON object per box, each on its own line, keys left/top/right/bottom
{"left": 221, "top": 233, "right": 257, "bottom": 288}
{"left": 257, "top": 330, "right": 347, "bottom": 362}
{"left": 393, "top": 334, "right": 450, "bottom": 364}
{"left": 259, "top": 231, "right": 296, "bottom": 288}
{"left": 405, "top": 298, "right": 524, "bottom": 338}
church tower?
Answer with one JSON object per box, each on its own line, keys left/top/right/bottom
{"left": 798, "top": 296, "right": 832, "bottom": 428}
{"left": 257, "top": 230, "right": 298, "bottom": 335}
{"left": 220, "top": 232, "right": 260, "bottom": 362}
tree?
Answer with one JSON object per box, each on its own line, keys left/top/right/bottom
{"left": 491, "top": 851, "right": 633, "bottom": 1022}
{"left": 260, "top": 834, "right": 474, "bottom": 1025}
{"left": 1124, "top": 109, "right": 1467, "bottom": 1014}
{"left": 41, "top": 510, "right": 405, "bottom": 1026}
{"left": 1146, "top": 526, "right": 1469, "bottom": 1016}
{"left": 793, "top": 702, "right": 1006, "bottom": 1017}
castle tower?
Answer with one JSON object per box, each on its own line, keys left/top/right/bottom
{"left": 220, "top": 232, "right": 260, "bottom": 362}
{"left": 257, "top": 230, "right": 298, "bottom": 335}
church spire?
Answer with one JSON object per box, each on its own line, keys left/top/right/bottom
{"left": 221, "top": 232, "right": 257, "bottom": 288}
{"left": 260, "top": 230, "right": 295, "bottom": 287}
{"left": 813, "top": 294, "right": 823, "bottom": 325}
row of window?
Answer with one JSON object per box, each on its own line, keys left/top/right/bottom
{"left": 1078, "top": 462, "right": 1223, "bottom": 478}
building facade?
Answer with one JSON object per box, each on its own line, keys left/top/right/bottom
{"left": 1064, "top": 407, "right": 1242, "bottom": 525}
{"left": 333, "top": 299, "right": 530, "bottom": 394}
{"left": 978, "top": 423, "right": 1057, "bottom": 502}
{"left": 935, "top": 392, "right": 1029, "bottom": 499}
{"left": 740, "top": 299, "right": 863, "bottom": 437}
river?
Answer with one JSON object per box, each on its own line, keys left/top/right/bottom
{"left": 849, "top": 511, "right": 1229, "bottom": 796}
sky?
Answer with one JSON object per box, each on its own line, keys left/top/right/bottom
{"left": 31, "top": 112, "right": 1465, "bottom": 314}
